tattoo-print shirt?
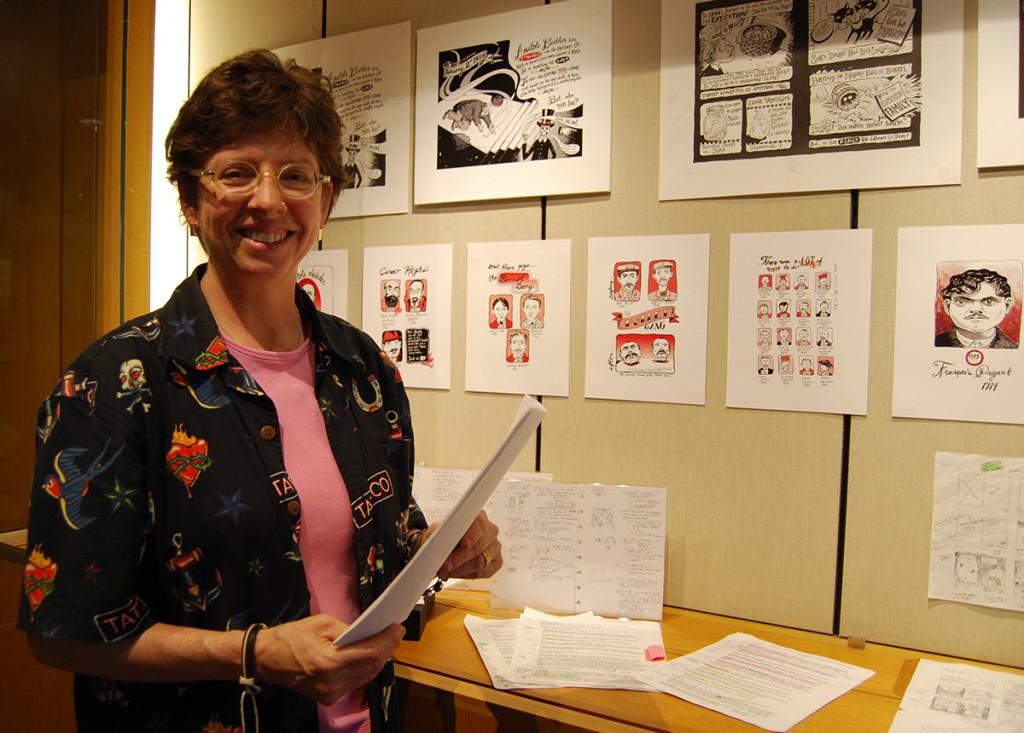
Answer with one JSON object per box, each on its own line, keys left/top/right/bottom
{"left": 18, "top": 265, "right": 426, "bottom": 733}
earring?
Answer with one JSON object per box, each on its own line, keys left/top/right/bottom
{"left": 318, "top": 228, "right": 324, "bottom": 244}
{"left": 188, "top": 223, "right": 197, "bottom": 237}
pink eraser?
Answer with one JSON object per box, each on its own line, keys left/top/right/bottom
{"left": 645, "top": 645, "right": 666, "bottom": 661}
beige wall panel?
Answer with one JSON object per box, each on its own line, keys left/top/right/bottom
{"left": 841, "top": 0, "right": 1024, "bottom": 665}
{"left": 325, "top": 0, "right": 541, "bottom": 34}
{"left": 188, "top": 0, "right": 323, "bottom": 82}
{"left": 541, "top": 0, "right": 851, "bottom": 632}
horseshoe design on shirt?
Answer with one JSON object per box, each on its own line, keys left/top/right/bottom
{"left": 352, "top": 375, "right": 383, "bottom": 412}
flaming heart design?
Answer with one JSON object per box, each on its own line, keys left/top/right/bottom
{"left": 166, "top": 425, "right": 212, "bottom": 498}
{"left": 23, "top": 545, "right": 57, "bottom": 620}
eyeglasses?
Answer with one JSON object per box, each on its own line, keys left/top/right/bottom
{"left": 189, "top": 161, "right": 331, "bottom": 200}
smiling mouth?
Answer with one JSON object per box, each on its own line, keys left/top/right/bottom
{"left": 243, "top": 230, "right": 288, "bottom": 244}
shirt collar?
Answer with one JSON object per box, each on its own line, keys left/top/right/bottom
{"left": 156, "top": 263, "right": 366, "bottom": 370}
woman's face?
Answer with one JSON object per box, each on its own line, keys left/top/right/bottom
{"left": 182, "top": 134, "right": 332, "bottom": 288}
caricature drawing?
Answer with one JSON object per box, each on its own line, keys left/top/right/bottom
{"left": 613, "top": 262, "right": 641, "bottom": 302}
{"left": 381, "top": 278, "right": 402, "bottom": 313}
{"left": 935, "top": 268, "right": 1019, "bottom": 349}
{"left": 342, "top": 134, "right": 365, "bottom": 189}
{"left": 381, "top": 330, "right": 403, "bottom": 363}
{"left": 506, "top": 329, "right": 530, "bottom": 363}
{"left": 520, "top": 294, "right": 545, "bottom": 329}
{"left": 405, "top": 279, "right": 427, "bottom": 313}
{"left": 489, "top": 296, "right": 512, "bottom": 329}
{"left": 649, "top": 260, "right": 677, "bottom": 302}
{"left": 618, "top": 339, "right": 642, "bottom": 367}
{"left": 651, "top": 336, "right": 672, "bottom": 364}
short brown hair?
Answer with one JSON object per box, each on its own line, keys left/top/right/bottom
{"left": 165, "top": 48, "right": 342, "bottom": 211}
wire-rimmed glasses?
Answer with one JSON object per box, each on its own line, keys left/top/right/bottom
{"left": 189, "top": 161, "right": 331, "bottom": 200}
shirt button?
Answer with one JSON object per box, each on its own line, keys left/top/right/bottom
{"left": 287, "top": 500, "right": 301, "bottom": 516}
{"left": 260, "top": 425, "right": 277, "bottom": 440}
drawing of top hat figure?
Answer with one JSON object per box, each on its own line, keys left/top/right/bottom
{"left": 521, "top": 109, "right": 558, "bottom": 161}
{"left": 341, "top": 133, "right": 364, "bottom": 189}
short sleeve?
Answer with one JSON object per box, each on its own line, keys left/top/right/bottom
{"left": 19, "top": 366, "right": 154, "bottom": 643}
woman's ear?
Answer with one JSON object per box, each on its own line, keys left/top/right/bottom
{"left": 181, "top": 201, "right": 198, "bottom": 229}
{"left": 320, "top": 181, "right": 335, "bottom": 226}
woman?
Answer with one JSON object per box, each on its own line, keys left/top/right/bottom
{"left": 19, "top": 49, "right": 502, "bottom": 733}
{"left": 489, "top": 296, "right": 512, "bottom": 329}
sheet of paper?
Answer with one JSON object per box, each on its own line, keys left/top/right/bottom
{"left": 490, "top": 482, "right": 666, "bottom": 620}
{"left": 977, "top": 0, "right": 1024, "bottom": 169}
{"left": 660, "top": 0, "right": 963, "bottom": 200}
{"left": 361, "top": 243, "right": 453, "bottom": 390}
{"left": 888, "top": 658, "right": 1024, "bottom": 732}
{"left": 634, "top": 632, "right": 874, "bottom": 732}
{"left": 414, "top": 0, "right": 611, "bottom": 204}
{"left": 584, "top": 234, "right": 710, "bottom": 405}
{"left": 929, "top": 452, "right": 1024, "bottom": 612}
{"left": 334, "top": 395, "right": 546, "bottom": 645}
{"left": 892, "top": 224, "right": 1024, "bottom": 425}
{"left": 508, "top": 616, "right": 663, "bottom": 691}
{"left": 464, "top": 239, "right": 572, "bottom": 397}
{"left": 726, "top": 229, "right": 873, "bottom": 415}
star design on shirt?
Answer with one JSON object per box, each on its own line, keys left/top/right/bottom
{"left": 83, "top": 560, "right": 102, "bottom": 583}
{"left": 214, "top": 488, "right": 252, "bottom": 525}
{"left": 166, "top": 313, "right": 198, "bottom": 337}
{"left": 319, "top": 397, "right": 338, "bottom": 421}
{"left": 247, "top": 556, "right": 266, "bottom": 577}
{"left": 105, "top": 479, "right": 138, "bottom": 513}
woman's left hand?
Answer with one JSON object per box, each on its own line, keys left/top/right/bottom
{"left": 420, "top": 510, "right": 502, "bottom": 580}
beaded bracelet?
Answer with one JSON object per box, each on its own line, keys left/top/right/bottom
{"left": 239, "top": 622, "right": 267, "bottom": 733}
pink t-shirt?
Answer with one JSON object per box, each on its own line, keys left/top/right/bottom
{"left": 226, "top": 335, "right": 370, "bottom": 733}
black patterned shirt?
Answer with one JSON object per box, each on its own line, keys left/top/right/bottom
{"left": 19, "top": 264, "right": 425, "bottom": 733}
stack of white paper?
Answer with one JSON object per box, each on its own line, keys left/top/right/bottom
{"left": 464, "top": 608, "right": 665, "bottom": 691}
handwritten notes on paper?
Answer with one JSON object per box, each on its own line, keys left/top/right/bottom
{"left": 490, "top": 481, "right": 666, "bottom": 620}
{"left": 888, "top": 659, "right": 1024, "bottom": 732}
{"left": 930, "top": 452, "right": 1024, "bottom": 613}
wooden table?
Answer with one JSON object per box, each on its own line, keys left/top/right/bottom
{"left": 393, "top": 588, "right": 1023, "bottom": 732}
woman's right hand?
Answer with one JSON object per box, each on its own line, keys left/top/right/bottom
{"left": 254, "top": 616, "right": 405, "bottom": 705}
